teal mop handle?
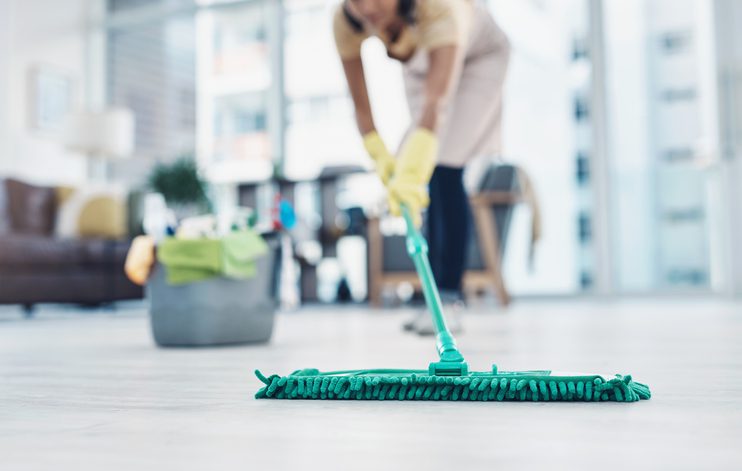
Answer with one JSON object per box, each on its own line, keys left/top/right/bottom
{"left": 401, "top": 206, "right": 466, "bottom": 373}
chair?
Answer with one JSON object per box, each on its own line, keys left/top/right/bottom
{"left": 368, "top": 164, "right": 529, "bottom": 307}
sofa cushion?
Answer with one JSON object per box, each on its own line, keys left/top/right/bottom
{"left": 5, "top": 178, "right": 57, "bottom": 236}
{"left": 55, "top": 184, "right": 127, "bottom": 239}
{"left": 0, "top": 233, "right": 129, "bottom": 267}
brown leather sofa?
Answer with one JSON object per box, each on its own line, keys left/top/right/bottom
{"left": 0, "top": 178, "right": 143, "bottom": 313}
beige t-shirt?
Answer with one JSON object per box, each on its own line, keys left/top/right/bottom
{"left": 333, "top": 0, "right": 473, "bottom": 62}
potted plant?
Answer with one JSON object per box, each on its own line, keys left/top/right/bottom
{"left": 147, "top": 156, "right": 211, "bottom": 220}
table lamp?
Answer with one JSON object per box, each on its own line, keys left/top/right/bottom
{"left": 64, "top": 108, "right": 135, "bottom": 181}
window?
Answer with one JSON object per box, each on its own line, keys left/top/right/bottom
{"left": 282, "top": 0, "right": 363, "bottom": 181}
{"left": 197, "top": 1, "right": 275, "bottom": 183}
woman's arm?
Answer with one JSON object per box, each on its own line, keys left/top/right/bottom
{"left": 341, "top": 57, "right": 376, "bottom": 135}
{"left": 418, "top": 45, "right": 462, "bottom": 132}
{"left": 387, "top": 45, "right": 463, "bottom": 225}
{"left": 341, "top": 55, "right": 396, "bottom": 184}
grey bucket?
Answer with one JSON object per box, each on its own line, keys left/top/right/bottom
{"left": 147, "top": 234, "right": 280, "bottom": 347}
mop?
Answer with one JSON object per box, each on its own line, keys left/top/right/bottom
{"left": 255, "top": 207, "right": 650, "bottom": 402}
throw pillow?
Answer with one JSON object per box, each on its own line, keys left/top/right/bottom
{"left": 55, "top": 185, "right": 127, "bottom": 239}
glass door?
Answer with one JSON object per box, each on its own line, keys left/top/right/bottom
{"left": 602, "top": 0, "right": 721, "bottom": 292}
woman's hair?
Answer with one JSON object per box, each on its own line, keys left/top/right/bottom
{"left": 343, "top": 0, "right": 417, "bottom": 33}
{"left": 398, "top": 0, "right": 416, "bottom": 24}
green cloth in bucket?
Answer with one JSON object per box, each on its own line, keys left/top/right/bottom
{"left": 157, "top": 230, "right": 268, "bottom": 285}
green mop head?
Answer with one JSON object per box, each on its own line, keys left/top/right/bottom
{"left": 255, "top": 207, "right": 650, "bottom": 403}
{"left": 255, "top": 369, "right": 650, "bottom": 402}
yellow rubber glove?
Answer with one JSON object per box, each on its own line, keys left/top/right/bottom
{"left": 387, "top": 128, "right": 438, "bottom": 227}
{"left": 124, "top": 235, "right": 155, "bottom": 286}
{"left": 363, "top": 130, "right": 396, "bottom": 185}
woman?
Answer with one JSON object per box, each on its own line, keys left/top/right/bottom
{"left": 334, "top": 0, "right": 510, "bottom": 334}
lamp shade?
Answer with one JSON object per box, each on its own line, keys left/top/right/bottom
{"left": 64, "top": 108, "right": 135, "bottom": 159}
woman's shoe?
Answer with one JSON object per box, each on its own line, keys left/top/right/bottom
{"left": 410, "top": 290, "right": 465, "bottom": 336}
{"left": 402, "top": 314, "right": 421, "bottom": 331}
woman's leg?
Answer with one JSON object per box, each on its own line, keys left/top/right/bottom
{"left": 429, "top": 53, "right": 507, "bottom": 296}
{"left": 430, "top": 166, "right": 469, "bottom": 294}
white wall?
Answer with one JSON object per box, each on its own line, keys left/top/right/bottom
{"left": 0, "top": 0, "right": 12, "bottom": 173}
{"left": 0, "top": 0, "right": 90, "bottom": 185}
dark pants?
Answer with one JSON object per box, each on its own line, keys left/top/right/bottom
{"left": 427, "top": 165, "right": 470, "bottom": 293}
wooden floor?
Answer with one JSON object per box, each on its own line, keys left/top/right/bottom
{"left": 1, "top": 298, "right": 741, "bottom": 470}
